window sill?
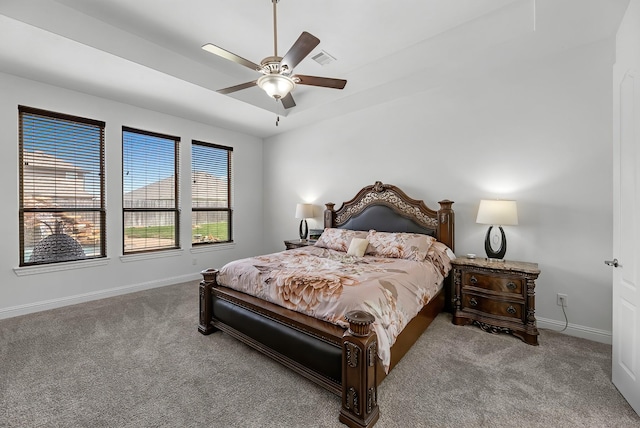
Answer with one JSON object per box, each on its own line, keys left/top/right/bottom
{"left": 14, "top": 258, "right": 111, "bottom": 276}
{"left": 120, "top": 249, "right": 184, "bottom": 263}
{"left": 190, "top": 242, "right": 235, "bottom": 254}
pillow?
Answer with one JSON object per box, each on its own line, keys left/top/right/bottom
{"left": 365, "top": 230, "right": 436, "bottom": 261}
{"left": 347, "top": 238, "right": 369, "bottom": 257}
{"left": 314, "top": 228, "right": 368, "bottom": 253}
{"left": 424, "top": 241, "right": 455, "bottom": 276}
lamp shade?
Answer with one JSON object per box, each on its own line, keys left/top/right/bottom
{"left": 295, "top": 203, "right": 314, "bottom": 219}
{"left": 257, "top": 74, "right": 295, "bottom": 99}
{"left": 476, "top": 200, "right": 518, "bottom": 226}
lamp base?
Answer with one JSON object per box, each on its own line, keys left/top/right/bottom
{"left": 484, "top": 226, "right": 507, "bottom": 259}
{"left": 299, "top": 219, "right": 308, "bottom": 241}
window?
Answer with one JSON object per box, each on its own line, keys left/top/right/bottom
{"left": 123, "top": 127, "right": 180, "bottom": 254}
{"left": 191, "top": 141, "right": 232, "bottom": 245}
{"left": 19, "top": 106, "right": 106, "bottom": 266}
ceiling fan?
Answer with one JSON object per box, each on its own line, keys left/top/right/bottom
{"left": 201, "top": 0, "right": 347, "bottom": 109}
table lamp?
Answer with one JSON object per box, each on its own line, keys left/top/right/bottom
{"left": 476, "top": 199, "right": 518, "bottom": 259}
{"left": 295, "top": 203, "right": 314, "bottom": 241}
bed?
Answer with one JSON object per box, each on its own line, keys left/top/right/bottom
{"left": 198, "top": 181, "right": 455, "bottom": 428}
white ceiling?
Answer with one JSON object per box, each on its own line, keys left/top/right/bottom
{"left": 0, "top": 0, "right": 629, "bottom": 138}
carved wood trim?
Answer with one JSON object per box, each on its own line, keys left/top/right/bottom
{"left": 345, "top": 342, "right": 360, "bottom": 368}
{"left": 473, "top": 320, "right": 512, "bottom": 335}
{"left": 334, "top": 181, "right": 438, "bottom": 229}
{"left": 367, "top": 341, "right": 377, "bottom": 367}
{"left": 346, "top": 387, "right": 359, "bottom": 415}
{"left": 452, "top": 268, "right": 462, "bottom": 311}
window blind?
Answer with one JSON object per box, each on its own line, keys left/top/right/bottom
{"left": 19, "top": 106, "right": 106, "bottom": 266}
{"left": 122, "top": 127, "right": 180, "bottom": 254}
{"left": 191, "top": 140, "right": 233, "bottom": 245}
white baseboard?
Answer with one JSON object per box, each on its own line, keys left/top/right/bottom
{"left": 537, "top": 316, "right": 612, "bottom": 345}
{"left": 0, "top": 273, "right": 201, "bottom": 320}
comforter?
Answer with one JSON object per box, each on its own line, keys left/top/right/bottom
{"left": 217, "top": 244, "right": 452, "bottom": 372}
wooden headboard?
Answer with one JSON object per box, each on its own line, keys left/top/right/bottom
{"left": 323, "top": 181, "right": 455, "bottom": 251}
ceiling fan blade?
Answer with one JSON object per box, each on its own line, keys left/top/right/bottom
{"left": 217, "top": 80, "right": 257, "bottom": 95}
{"left": 280, "top": 93, "right": 296, "bottom": 109}
{"left": 202, "top": 43, "right": 261, "bottom": 71}
{"left": 281, "top": 32, "right": 320, "bottom": 72}
{"left": 295, "top": 75, "right": 347, "bottom": 90}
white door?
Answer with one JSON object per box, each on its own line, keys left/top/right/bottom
{"left": 612, "top": 68, "right": 640, "bottom": 414}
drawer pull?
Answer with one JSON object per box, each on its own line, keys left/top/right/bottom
{"left": 470, "top": 276, "right": 478, "bottom": 285}
{"left": 507, "top": 282, "right": 516, "bottom": 290}
{"left": 507, "top": 306, "right": 516, "bottom": 314}
{"left": 469, "top": 298, "right": 478, "bottom": 307}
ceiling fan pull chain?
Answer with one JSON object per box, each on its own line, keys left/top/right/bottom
{"left": 276, "top": 115, "right": 280, "bottom": 126}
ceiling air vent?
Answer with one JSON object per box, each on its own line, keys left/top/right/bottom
{"left": 312, "top": 50, "right": 336, "bottom": 66}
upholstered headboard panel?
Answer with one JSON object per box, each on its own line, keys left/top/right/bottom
{"left": 338, "top": 204, "right": 436, "bottom": 237}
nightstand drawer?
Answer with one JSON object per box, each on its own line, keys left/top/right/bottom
{"left": 462, "top": 271, "right": 523, "bottom": 295}
{"left": 461, "top": 293, "right": 523, "bottom": 320}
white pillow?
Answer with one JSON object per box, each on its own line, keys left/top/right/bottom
{"left": 347, "top": 238, "right": 369, "bottom": 257}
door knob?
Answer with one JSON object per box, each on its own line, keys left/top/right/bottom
{"left": 604, "top": 259, "right": 620, "bottom": 268}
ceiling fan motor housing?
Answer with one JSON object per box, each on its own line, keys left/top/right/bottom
{"left": 260, "top": 56, "right": 287, "bottom": 75}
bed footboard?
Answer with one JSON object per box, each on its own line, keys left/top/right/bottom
{"left": 198, "top": 268, "right": 380, "bottom": 428}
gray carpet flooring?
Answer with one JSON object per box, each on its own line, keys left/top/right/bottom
{"left": 1, "top": 281, "right": 638, "bottom": 428}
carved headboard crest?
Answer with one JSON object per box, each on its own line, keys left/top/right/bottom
{"left": 334, "top": 182, "right": 438, "bottom": 229}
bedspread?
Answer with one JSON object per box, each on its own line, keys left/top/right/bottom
{"left": 217, "top": 245, "right": 452, "bottom": 372}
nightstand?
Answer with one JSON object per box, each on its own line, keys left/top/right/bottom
{"left": 451, "top": 256, "right": 540, "bottom": 345}
{"left": 284, "top": 239, "right": 316, "bottom": 250}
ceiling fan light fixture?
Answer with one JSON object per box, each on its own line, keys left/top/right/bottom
{"left": 257, "top": 74, "right": 295, "bottom": 99}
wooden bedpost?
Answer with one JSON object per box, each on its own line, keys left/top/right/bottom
{"left": 437, "top": 200, "right": 455, "bottom": 312}
{"left": 339, "top": 311, "right": 379, "bottom": 428}
{"left": 437, "top": 199, "right": 455, "bottom": 252}
{"left": 198, "top": 268, "right": 219, "bottom": 335}
{"left": 324, "top": 202, "right": 336, "bottom": 228}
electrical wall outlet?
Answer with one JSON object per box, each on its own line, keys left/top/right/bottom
{"left": 557, "top": 293, "right": 568, "bottom": 307}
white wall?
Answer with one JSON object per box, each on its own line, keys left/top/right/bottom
{"left": 263, "top": 40, "right": 615, "bottom": 342}
{"left": 0, "top": 72, "right": 264, "bottom": 318}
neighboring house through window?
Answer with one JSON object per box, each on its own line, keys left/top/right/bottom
{"left": 191, "top": 141, "right": 233, "bottom": 245}
{"left": 19, "top": 106, "right": 106, "bottom": 266}
{"left": 122, "top": 127, "right": 180, "bottom": 254}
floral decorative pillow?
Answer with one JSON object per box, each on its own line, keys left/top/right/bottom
{"left": 425, "top": 241, "right": 455, "bottom": 276}
{"left": 314, "top": 228, "right": 369, "bottom": 253}
{"left": 365, "top": 230, "right": 436, "bottom": 262}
